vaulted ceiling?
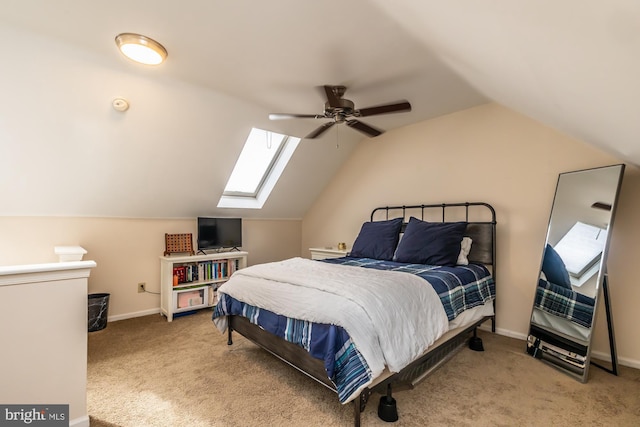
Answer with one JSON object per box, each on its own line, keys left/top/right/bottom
{"left": 0, "top": 1, "right": 637, "bottom": 219}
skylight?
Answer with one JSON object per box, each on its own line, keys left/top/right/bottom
{"left": 218, "top": 128, "right": 300, "bottom": 209}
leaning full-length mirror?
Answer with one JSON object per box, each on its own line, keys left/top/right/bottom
{"left": 526, "top": 164, "right": 625, "bottom": 382}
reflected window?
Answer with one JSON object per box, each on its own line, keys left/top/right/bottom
{"left": 554, "top": 222, "right": 606, "bottom": 283}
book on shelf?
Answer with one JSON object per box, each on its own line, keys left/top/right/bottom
{"left": 197, "top": 259, "right": 232, "bottom": 280}
{"left": 172, "top": 258, "right": 238, "bottom": 286}
{"left": 172, "top": 264, "right": 199, "bottom": 285}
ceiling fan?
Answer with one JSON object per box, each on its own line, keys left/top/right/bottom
{"left": 268, "top": 85, "right": 412, "bottom": 139}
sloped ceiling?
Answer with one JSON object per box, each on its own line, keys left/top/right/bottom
{"left": 0, "top": 0, "right": 637, "bottom": 219}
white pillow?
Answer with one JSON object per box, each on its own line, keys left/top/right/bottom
{"left": 456, "top": 237, "right": 473, "bottom": 265}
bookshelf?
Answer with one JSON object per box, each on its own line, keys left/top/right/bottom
{"left": 159, "top": 251, "right": 248, "bottom": 322}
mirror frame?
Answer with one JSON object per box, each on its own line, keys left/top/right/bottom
{"left": 526, "top": 164, "right": 625, "bottom": 382}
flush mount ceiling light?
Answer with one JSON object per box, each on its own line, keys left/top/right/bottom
{"left": 115, "top": 33, "right": 167, "bottom": 65}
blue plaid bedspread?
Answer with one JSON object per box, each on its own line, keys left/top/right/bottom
{"left": 321, "top": 257, "right": 495, "bottom": 321}
{"left": 534, "top": 279, "right": 595, "bottom": 328}
{"left": 212, "top": 256, "right": 495, "bottom": 403}
{"left": 213, "top": 294, "right": 370, "bottom": 403}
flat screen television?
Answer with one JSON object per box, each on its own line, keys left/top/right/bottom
{"left": 197, "top": 217, "right": 242, "bottom": 251}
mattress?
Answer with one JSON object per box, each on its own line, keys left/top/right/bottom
{"left": 530, "top": 308, "right": 591, "bottom": 344}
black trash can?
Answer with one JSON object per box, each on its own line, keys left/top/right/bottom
{"left": 88, "top": 293, "right": 110, "bottom": 332}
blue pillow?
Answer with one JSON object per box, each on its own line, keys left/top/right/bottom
{"left": 394, "top": 217, "right": 467, "bottom": 266}
{"left": 350, "top": 217, "right": 403, "bottom": 261}
{"left": 542, "top": 244, "right": 572, "bottom": 289}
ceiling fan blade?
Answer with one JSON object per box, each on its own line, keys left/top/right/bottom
{"left": 305, "top": 121, "right": 336, "bottom": 139}
{"left": 357, "top": 101, "right": 411, "bottom": 117}
{"left": 346, "top": 119, "right": 383, "bottom": 137}
{"left": 269, "top": 113, "right": 324, "bottom": 120}
{"left": 323, "top": 85, "right": 341, "bottom": 108}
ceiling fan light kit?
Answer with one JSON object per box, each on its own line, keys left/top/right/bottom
{"left": 269, "top": 85, "right": 411, "bottom": 139}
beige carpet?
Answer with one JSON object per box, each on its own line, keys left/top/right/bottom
{"left": 88, "top": 310, "right": 640, "bottom": 426}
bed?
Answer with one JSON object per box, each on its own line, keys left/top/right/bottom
{"left": 530, "top": 243, "right": 596, "bottom": 343}
{"left": 212, "top": 202, "right": 497, "bottom": 426}
{"left": 527, "top": 276, "right": 596, "bottom": 374}
{"left": 533, "top": 279, "right": 594, "bottom": 326}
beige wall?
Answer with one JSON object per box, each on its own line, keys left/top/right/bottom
{"left": 302, "top": 103, "right": 640, "bottom": 367}
{"left": 243, "top": 219, "right": 303, "bottom": 266}
{"left": 0, "top": 217, "right": 301, "bottom": 319}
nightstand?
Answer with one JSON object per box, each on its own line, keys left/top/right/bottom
{"left": 309, "top": 247, "right": 349, "bottom": 260}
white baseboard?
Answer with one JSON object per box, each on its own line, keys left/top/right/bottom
{"left": 478, "top": 324, "right": 640, "bottom": 370}
{"left": 492, "top": 326, "right": 528, "bottom": 341}
{"left": 108, "top": 307, "right": 160, "bottom": 322}
{"left": 70, "top": 415, "right": 89, "bottom": 427}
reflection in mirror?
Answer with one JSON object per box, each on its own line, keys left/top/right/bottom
{"left": 526, "top": 164, "right": 625, "bottom": 382}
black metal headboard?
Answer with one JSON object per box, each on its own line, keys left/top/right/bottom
{"left": 370, "top": 202, "right": 497, "bottom": 268}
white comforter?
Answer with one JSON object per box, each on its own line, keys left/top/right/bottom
{"left": 214, "top": 257, "right": 449, "bottom": 379}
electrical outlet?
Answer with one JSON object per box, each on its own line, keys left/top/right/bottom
{"left": 138, "top": 282, "right": 145, "bottom": 293}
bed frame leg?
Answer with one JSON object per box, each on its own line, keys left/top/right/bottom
{"left": 377, "top": 383, "right": 399, "bottom": 422}
{"left": 353, "top": 389, "right": 372, "bottom": 427}
{"left": 469, "top": 328, "right": 484, "bottom": 352}
{"left": 227, "top": 325, "right": 233, "bottom": 345}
